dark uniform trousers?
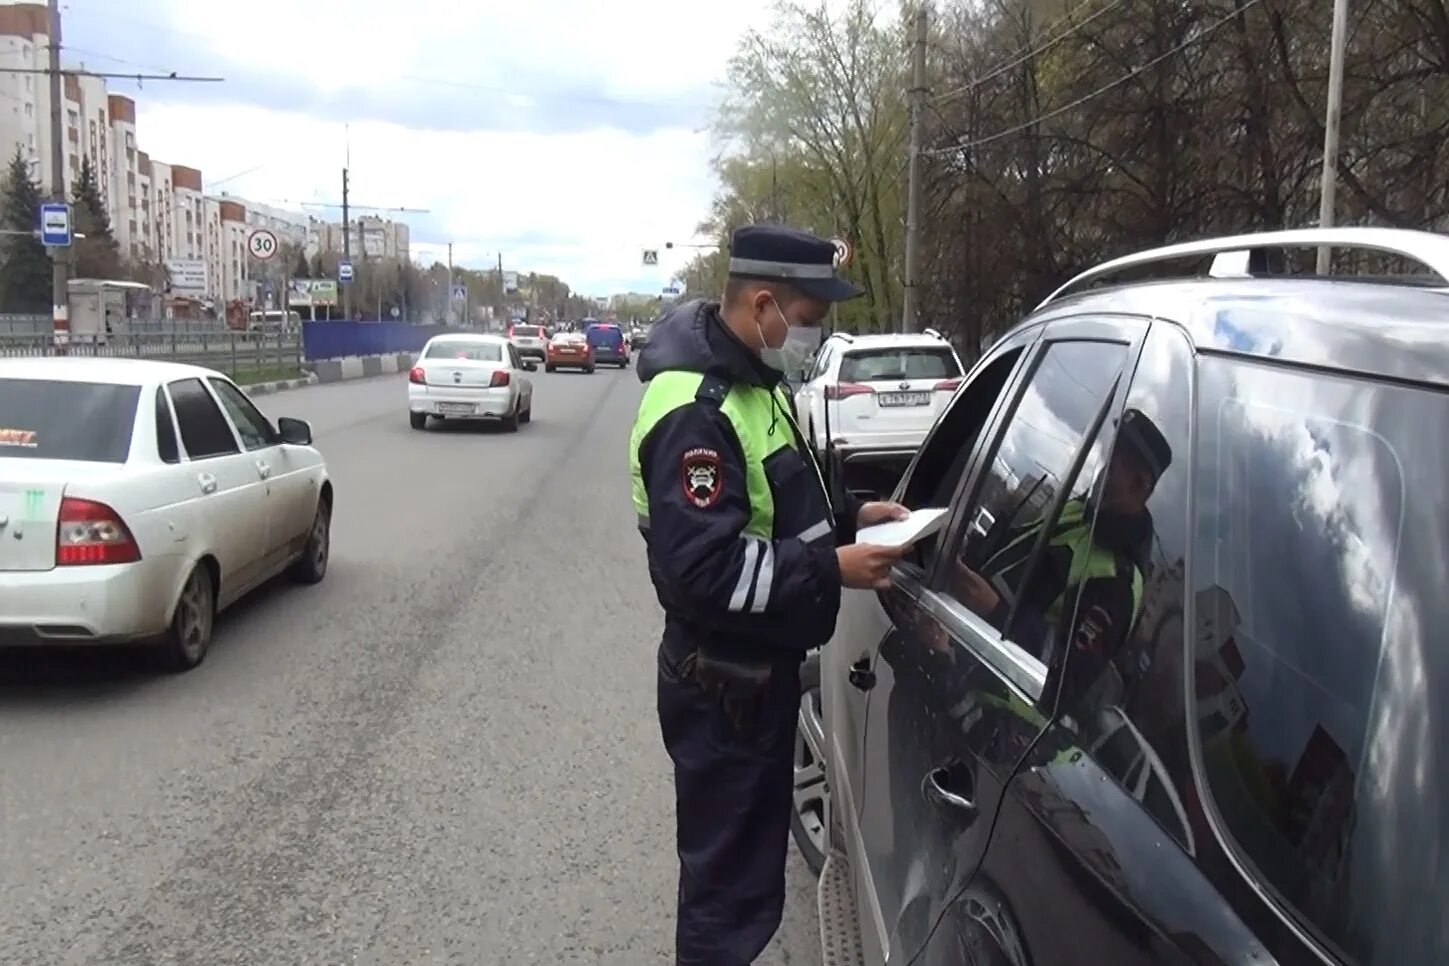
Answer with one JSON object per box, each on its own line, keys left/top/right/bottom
{"left": 657, "top": 625, "right": 803, "bottom": 965}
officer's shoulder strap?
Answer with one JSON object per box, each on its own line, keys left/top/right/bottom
{"left": 693, "top": 372, "right": 733, "bottom": 408}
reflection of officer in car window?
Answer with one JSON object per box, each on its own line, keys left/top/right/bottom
{"left": 951, "top": 409, "right": 1171, "bottom": 693}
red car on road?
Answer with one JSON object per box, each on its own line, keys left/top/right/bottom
{"left": 545, "top": 331, "right": 594, "bottom": 373}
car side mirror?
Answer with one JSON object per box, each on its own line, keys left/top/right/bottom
{"left": 277, "top": 416, "right": 313, "bottom": 446}
{"left": 523, "top": 361, "right": 538, "bottom": 372}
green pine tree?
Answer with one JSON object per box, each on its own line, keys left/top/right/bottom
{"left": 0, "top": 148, "right": 52, "bottom": 313}
{"left": 292, "top": 247, "right": 310, "bottom": 278}
{"left": 70, "top": 154, "right": 121, "bottom": 279}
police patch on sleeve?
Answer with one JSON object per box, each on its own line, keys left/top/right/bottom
{"left": 681, "top": 447, "right": 723, "bottom": 508}
{"left": 1074, "top": 604, "right": 1113, "bottom": 655}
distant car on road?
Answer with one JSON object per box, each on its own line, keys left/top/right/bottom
{"left": 409, "top": 333, "right": 536, "bottom": 432}
{"left": 545, "top": 331, "right": 594, "bottom": 373}
{"left": 507, "top": 323, "right": 548, "bottom": 361}
{"left": 0, "top": 357, "right": 332, "bottom": 672}
{"left": 584, "top": 322, "right": 629, "bottom": 368}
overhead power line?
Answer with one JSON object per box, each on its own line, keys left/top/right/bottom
{"left": 924, "top": 0, "right": 1265, "bottom": 156}
{"left": 0, "top": 67, "right": 222, "bottom": 82}
{"left": 933, "top": 0, "right": 1130, "bottom": 104}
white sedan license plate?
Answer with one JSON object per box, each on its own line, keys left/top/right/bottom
{"left": 438, "top": 402, "right": 475, "bottom": 415}
{"left": 879, "top": 391, "right": 930, "bottom": 407}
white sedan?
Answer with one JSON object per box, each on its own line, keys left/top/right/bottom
{"left": 0, "top": 358, "right": 333, "bottom": 672}
{"left": 408, "top": 333, "right": 536, "bottom": 432}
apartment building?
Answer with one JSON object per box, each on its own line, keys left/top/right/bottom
{"left": 108, "top": 94, "right": 139, "bottom": 254}
{"left": 318, "top": 214, "right": 410, "bottom": 261}
{"left": 0, "top": 0, "right": 411, "bottom": 306}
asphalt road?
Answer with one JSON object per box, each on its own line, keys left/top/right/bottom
{"left": 0, "top": 366, "right": 822, "bottom": 965}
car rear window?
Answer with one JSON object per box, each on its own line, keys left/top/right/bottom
{"left": 839, "top": 347, "right": 961, "bottom": 383}
{"left": 425, "top": 341, "right": 503, "bottom": 361}
{"left": 1191, "top": 355, "right": 1449, "bottom": 962}
{"left": 0, "top": 378, "right": 140, "bottom": 463}
{"left": 587, "top": 327, "right": 623, "bottom": 347}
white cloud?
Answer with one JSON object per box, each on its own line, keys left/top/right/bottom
{"left": 64, "top": 0, "right": 777, "bottom": 295}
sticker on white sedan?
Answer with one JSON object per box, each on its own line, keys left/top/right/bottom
{"left": 0, "top": 428, "right": 38, "bottom": 448}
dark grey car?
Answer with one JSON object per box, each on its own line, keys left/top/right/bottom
{"left": 797, "top": 227, "right": 1449, "bottom": 966}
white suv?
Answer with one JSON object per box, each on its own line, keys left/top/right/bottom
{"left": 792, "top": 329, "right": 963, "bottom": 463}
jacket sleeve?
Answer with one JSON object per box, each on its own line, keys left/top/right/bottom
{"left": 641, "top": 403, "right": 842, "bottom": 631}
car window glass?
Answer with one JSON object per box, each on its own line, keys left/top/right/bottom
{"left": 1189, "top": 356, "right": 1448, "bottom": 963}
{"left": 899, "top": 347, "right": 1023, "bottom": 575}
{"left": 0, "top": 379, "right": 139, "bottom": 463}
{"left": 168, "top": 377, "right": 240, "bottom": 459}
{"left": 938, "top": 340, "right": 1126, "bottom": 663}
{"left": 208, "top": 378, "right": 276, "bottom": 451}
{"left": 155, "top": 386, "right": 179, "bottom": 464}
{"left": 840, "top": 347, "right": 960, "bottom": 382}
{"left": 425, "top": 341, "right": 503, "bottom": 361}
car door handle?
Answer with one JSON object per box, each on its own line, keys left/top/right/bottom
{"left": 256, "top": 461, "right": 272, "bottom": 479}
{"left": 969, "top": 505, "right": 996, "bottom": 540}
{"left": 848, "top": 656, "right": 877, "bottom": 691}
{"left": 923, "top": 765, "right": 979, "bottom": 818}
{"left": 197, "top": 473, "right": 218, "bottom": 494}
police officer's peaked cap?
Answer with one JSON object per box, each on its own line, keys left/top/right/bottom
{"left": 728, "top": 224, "right": 864, "bottom": 303}
{"left": 1118, "top": 408, "right": 1173, "bottom": 483}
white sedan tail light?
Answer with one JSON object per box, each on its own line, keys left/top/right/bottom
{"left": 56, "top": 497, "right": 141, "bottom": 566}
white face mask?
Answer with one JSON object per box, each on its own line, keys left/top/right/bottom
{"left": 759, "top": 299, "right": 824, "bottom": 376}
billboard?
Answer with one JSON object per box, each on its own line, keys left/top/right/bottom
{"left": 165, "top": 258, "right": 207, "bottom": 295}
{"left": 503, "top": 270, "right": 519, "bottom": 295}
{"left": 288, "top": 278, "right": 339, "bottom": 307}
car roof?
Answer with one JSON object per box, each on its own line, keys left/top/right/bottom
{"left": 830, "top": 332, "right": 950, "bottom": 351}
{"left": 0, "top": 356, "right": 222, "bottom": 386}
{"left": 1019, "top": 276, "right": 1449, "bottom": 388}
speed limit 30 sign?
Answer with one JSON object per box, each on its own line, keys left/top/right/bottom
{"left": 247, "top": 229, "right": 279, "bottom": 260}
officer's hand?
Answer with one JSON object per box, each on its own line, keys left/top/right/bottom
{"left": 857, "top": 501, "right": 910, "bottom": 528}
{"left": 953, "top": 561, "right": 1001, "bottom": 616}
{"left": 838, "top": 542, "right": 907, "bottom": 590}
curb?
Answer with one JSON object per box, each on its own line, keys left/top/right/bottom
{"left": 309, "top": 351, "right": 414, "bottom": 385}
{"left": 238, "top": 351, "right": 416, "bottom": 396}
{"left": 242, "top": 373, "right": 319, "bottom": 396}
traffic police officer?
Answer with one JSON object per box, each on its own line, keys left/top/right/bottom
{"left": 630, "top": 224, "right": 908, "bottom": 964}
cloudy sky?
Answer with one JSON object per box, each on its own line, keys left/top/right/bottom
{"left": 59, "top": 0, "right": 774, "bottom": 296}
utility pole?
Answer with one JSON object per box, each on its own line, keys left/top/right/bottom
{"left": 497, "top": 251, "right": 504, "bottom": 324}
{"left": 1315, "top": 0, "right": 1349, "bottom": 275}
{"left": 901, "top": 1, "right": 929, "bottom": 333}
{"left": 446, "top": 242, "right": 453, "bottom": 325}
{"left": 46, "top": 0, "right": 67, "bottom": 345}
{"left": 340, "top": 167, "right": 352, "bottom": 319}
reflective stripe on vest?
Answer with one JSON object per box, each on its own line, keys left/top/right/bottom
{"left": 629, "top": 370, "right": 796, "bottom": 538}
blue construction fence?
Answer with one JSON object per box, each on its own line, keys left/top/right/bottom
{"left": 301, "top": 321, "right": 473, "bottom": 362}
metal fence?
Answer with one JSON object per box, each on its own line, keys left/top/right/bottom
{"left": 0, "top": 328, "right": 303, "bottom": 382}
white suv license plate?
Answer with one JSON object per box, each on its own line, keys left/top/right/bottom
{"left": 879, "top": 391, "right": 930, "bottom": 407}
{"left": 438, "top": 402, "right": 476, "bottom": 415}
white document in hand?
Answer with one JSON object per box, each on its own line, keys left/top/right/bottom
{"left": 855, "top": 507, "right": 950, "bottom": 549}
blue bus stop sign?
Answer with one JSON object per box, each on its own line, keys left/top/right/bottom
{"left": 40, "top": 203, "right": 71, "bottom": 247}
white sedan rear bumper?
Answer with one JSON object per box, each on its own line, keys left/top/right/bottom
{"left": 408, "top": 384, "right": 517, "bottom": 419}
{"left": 0, "top": 557, "right": 180, "bottom": 645}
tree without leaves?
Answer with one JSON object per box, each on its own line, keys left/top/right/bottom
{"left": 69, "top": 154, "right": 121, "bottom": 280}
{"left": 0, "top": 148, "right": 51, "bottom": 313}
